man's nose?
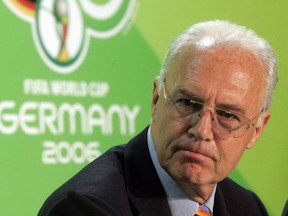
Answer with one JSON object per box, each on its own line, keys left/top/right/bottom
{"left": 188, "top": 110, "right": 214, "bottom": 140}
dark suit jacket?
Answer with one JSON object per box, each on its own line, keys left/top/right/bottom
{"left": 38, "top": 127, "right": 268, "bottom": 216}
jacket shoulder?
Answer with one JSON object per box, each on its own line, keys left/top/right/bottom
{"left": 38, "top": 145, "right": 132, "bottom": 216}
{"left": 214, "top": 178, "right": 268, "bottom": 216}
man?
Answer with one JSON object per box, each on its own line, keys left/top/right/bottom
{"left": 38, "top": 20, "right": 278, "bottom": 216}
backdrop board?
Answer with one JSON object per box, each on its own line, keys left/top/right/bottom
{"left": 0, "top": 0, "right": 287, "bottom": 215}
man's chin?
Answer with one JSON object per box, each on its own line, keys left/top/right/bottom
{"left": 170, "top": 163, "right": 211, "bottom": 186}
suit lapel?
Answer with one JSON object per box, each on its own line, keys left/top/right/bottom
{"left": 124, "top": 127, "right": 172, "bottom": 216}
{"left": 213, "top": 182, "right": 230, "bottom": 216}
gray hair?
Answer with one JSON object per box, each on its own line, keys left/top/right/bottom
{"left": 157, "top": 20, "right": 278, "bottom": 114}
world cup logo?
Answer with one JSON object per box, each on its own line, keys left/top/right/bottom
{"left": 5, "top": 0, "right": 136, "bottom": 74}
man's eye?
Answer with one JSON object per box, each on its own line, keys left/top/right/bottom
{"left": 177, "top": 99, "right": 192, "bottom": 106}
{"left": 217, "top": 110, "right": 239, "bottom": 121}
{"left": 176, "top": 99, "right": 202, "bottom": 110}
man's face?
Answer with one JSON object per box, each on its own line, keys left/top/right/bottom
{"left": 151, "top": 46, "right": 270, "bottom": 193}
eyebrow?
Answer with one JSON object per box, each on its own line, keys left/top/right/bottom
{"left": 174, "top": 88, "right": 247, "bottom": 115}
{"left": 174, "top": 89, "right": 202, "bottom": 100}
{"left": 216, "top": 104, "right": 246, "bottom": 115}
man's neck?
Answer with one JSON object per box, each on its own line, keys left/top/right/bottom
{"left": 177, "top": 181, "right": 217, "bottom": 204}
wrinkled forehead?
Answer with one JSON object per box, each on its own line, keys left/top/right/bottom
{"left": 166, "top": 45, "right": 266, "bottom": 83}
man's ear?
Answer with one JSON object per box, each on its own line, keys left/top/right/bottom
{"left": 151, "top": 79, "right": 159, "bottom": 119}
{"left": 246, "top": 111, "right": 271, "bottom": 149}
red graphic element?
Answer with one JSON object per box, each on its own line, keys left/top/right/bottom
{"left": 8, "top": 0, "right": 36, "bottom": 17}
{"left": 17, "top": 0, "right": 36, "bottom": 10}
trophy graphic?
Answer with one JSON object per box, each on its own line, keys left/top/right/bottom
{"left": 54, "top": 0, "right": 69, "bottom": 62}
